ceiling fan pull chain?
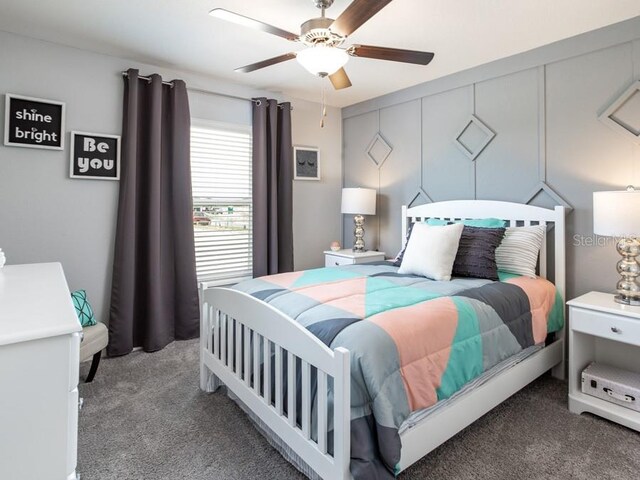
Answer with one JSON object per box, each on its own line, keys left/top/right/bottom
{"left": 320, "top": 78, "right": 326, "bottom": 128}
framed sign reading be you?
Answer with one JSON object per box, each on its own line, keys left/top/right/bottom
{"left": 69, "top": 131, "right": 121, "bottom": 180}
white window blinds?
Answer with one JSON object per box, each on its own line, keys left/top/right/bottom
{"left": 190, "top": 121, "right": 252, "bottom": 283}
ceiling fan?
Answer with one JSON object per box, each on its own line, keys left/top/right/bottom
{"left": 209, "top": 0, "right": 434, "bottom": 90}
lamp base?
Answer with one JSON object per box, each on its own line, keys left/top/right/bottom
{"left": 614, "top": 237, "right": 640, "bottom": 306}
{"left": 352, "top": 214, "right": 366, "bottom": 253}
{"left": 614, "top": 294, "right": 640, "bottom": 306}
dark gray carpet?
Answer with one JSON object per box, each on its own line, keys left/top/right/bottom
{"left": 79, "top": 339, "right": 640, "bottom": 479}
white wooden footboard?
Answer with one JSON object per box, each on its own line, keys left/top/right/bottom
{"left": 200, "top": 286, "right": 351, "bottom": 480}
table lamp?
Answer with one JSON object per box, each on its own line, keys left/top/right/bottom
{"left": 341, "top": 188, "right": 376, "bottom": 253}
{"left": 593, "top": 186, "right": 640, "bottom": 305}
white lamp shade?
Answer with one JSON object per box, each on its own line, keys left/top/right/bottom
{"left": 593, "top": 190, "right": 640, "bottom": 236}
{"left": 296, "top": 45, "right": 349, "bottom": 76}
{"left": 341, "top": 188, "right": 376, "bottom": 215}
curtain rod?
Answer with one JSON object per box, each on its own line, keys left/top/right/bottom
{"left": 120, "top": 71, "right": 292, "bottom": 109}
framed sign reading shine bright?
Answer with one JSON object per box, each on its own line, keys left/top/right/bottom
{"left": 4, "top": 94, "right": 65, "bottom": 150}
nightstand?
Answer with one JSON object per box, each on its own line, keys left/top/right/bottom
{"left": 323, "top": 249, "right": 386, "bottom": 267}
{"left": 567, "top": 292, "right": 640, "bottom": 431}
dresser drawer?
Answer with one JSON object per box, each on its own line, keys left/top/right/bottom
{"left": 325, "top": 255, "right": 355, "bottom": 267}
{"left": 571, "top": 307, "right": 640, "bottom": 347}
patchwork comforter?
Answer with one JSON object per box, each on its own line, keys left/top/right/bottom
{"left": 234, "top": 262, "right": 564, "bottom": 479}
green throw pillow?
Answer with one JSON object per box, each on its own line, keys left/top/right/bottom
{"left": 426, "top": 217, "right": 507, "bottom": 228}
{"left": 71, "top": 290, "right": 97, "bottom": 327}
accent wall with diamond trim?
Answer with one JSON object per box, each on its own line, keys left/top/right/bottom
{"left": 341, "top": 17, "right": 640, "bottom": 301}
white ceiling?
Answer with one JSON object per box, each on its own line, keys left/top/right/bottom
{"left": 0, "top": 0, "right": 638, "bottom": 107}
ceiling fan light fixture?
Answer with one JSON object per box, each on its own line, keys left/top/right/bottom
{"left": 296, "top": 44, "right": 348, "bottom": 76}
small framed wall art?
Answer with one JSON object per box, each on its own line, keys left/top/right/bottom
{"left": 4, "top": 93, "right": 65, "bottom": 150}
{"left": 293, "top": 146, "right": 320, "bottom": 181}
{"left": 69, "top": 131, "right": 121, "bottom": 180}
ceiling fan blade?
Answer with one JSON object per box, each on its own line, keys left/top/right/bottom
{"left": 330, "top": 0, "right": 393, "bottom": 37}
{"left": 329, "top": 68, "right": 352, "bottom": 90}
{"left": 348, "top": 45, "right": 434, "bottom": 65}
{"left": 235, "top": 53, "right": 297, "bottom": 73}
{"left": 209, "top": 8, "right": 299, "bottom": 42}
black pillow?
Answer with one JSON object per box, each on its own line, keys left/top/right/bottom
{"left": 393, "top": 223, "right": 415, "bottom": 267}
{"left": 452, "top": 226, "right": 505, "bottom": 280}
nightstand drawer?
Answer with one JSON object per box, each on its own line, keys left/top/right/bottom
{"left": 325, "top": 255, "right": 355, "bottom": 267}
{"left": 572, "top": 307, "right": 640, "bottom": 347}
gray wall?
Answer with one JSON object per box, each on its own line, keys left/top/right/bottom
{"left": 342, "top": 17, "right": 640, "bottom": 301}
{"left": 292, "top": 101, "right": 343, "bottom": 271}
{"left": 0, "top": 30, "right": 342, "bottom": 324}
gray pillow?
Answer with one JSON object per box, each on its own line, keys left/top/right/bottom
{"left": 452, "top": 226, "right": 505, "bottom": 280}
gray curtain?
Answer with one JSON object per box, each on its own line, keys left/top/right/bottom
{"left": 108, "top": 68, "right": 199, "bottom": 357}
{"left": 252, "top": 98, "right": 294, "bottom": 277}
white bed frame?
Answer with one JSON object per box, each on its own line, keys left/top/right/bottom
{"left": 200, "top": 200, "right": 566, "bottom": 479}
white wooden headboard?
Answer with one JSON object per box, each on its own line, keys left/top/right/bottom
{"left": 402, "top": 200, "right": 566, "bottom": 301}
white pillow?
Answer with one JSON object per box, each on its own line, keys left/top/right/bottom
{"left": 495, "top": 225, "right": 545, "bottom": 278}
{"left": 398, "top": 223, "right": 464, "bottom": 281}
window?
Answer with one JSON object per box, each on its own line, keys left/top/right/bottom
{"left": 190, "top": 120, "right": 252, "bottom": 283}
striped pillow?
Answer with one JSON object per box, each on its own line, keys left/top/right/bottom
{"left": 495, "top": 225, "right": 545, "bottom": 278}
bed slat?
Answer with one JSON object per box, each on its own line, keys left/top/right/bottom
{"left": 264, "top": 339, "right": 272, "bottom": 406}
{"left": 253, "top": 333, "right": 261, "bottom": 395}
{"left": 275, "top": 346, "right": 283, "bottom": 415}
{"left": 301, "top": 360, "right": 311, "bottom": 439}
{"left": 221, "top": 314, "right": 227, "bottom": 365}
{"left": 244, "top": 327, "right": 251, "bottom": 387}
{"left": 333, "top": 348, "right": 351, "bottom": 478}
{"left": 317, "top": 370, "right": 328, "bottom": 454}
{"left": 235, "top": 322, "right": 242, "bottom": 378}
{"left": 227, "top": 318, "right": 234, "bottom": 369}
{"left": 539, "top": 221, "right": 548, "bottom": 278}
{"left": 213, "top": 310, "right": 219, "bottom": 358}
{"left": 287, "top": 351, "right": 296, "bottom": 428}
{"left": 204, "top": 306, "right": 211, "bottom": 353}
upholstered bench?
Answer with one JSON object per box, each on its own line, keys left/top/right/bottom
{"left": 80, "top": 322, "right": 108, "bottom": 383}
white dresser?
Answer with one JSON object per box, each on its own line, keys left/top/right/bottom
{"left": 0, "top": 263, "right": 82, "bottom": 480}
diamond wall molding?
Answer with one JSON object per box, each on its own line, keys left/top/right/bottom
{"left": 524, "top": 181, "right": 573, "bottom": 212}
{"left": 598, "top": 79, "right": 640, "bottom": 145}
{"left": 454, "top": 114, "right": 496, "bottom": 161}
{"left": 408, "top": 187, "right": 433, "bottom": 207}
{"left": 366, "top": 132, "right": 393, "bottom": 168}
